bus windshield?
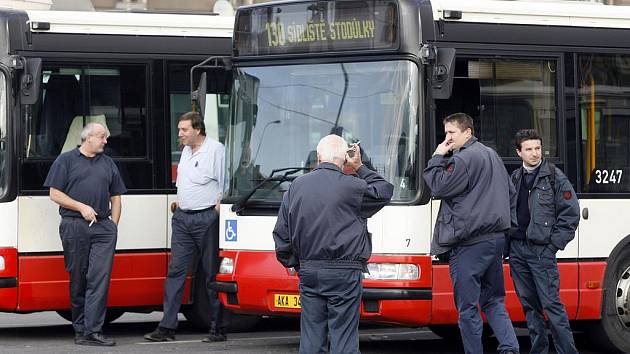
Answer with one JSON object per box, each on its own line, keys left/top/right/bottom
{"left": 225, "top": 60, "right": 419, "bottom": 204}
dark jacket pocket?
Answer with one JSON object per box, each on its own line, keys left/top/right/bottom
{"left": 528, "top": 217, "right": 553, "bottom": 245}
{"left": 437, "top": 213, "right": 459, "bottom": 246}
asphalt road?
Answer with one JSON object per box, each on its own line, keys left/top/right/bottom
{"left": 0, "top": 311, "right": 606, "bottom": 353}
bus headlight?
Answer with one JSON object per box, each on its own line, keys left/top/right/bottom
{"left": 0, "top": 256, "right": 5, "bottom": 271}
{"left": 219, "top": 257, "right": 234, "bottom": 274}
{"left": 364, "top": 263, "right": 419, "bottom": 280}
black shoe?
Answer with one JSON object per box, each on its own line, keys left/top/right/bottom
{"left": 202, "top": 329, "right": 227, "bottom": 342}
{"left": 144, "top": 327, "right": 176, "bottom": 342}
{"left": 74, "top": 333, "right": 85, "bottom": 344}
{"left": 75, "top": 332, "right": 116, "bottom": 346}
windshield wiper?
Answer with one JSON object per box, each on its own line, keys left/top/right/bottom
{"left": 231, "top": 167, "right": 310, "bottom": 213}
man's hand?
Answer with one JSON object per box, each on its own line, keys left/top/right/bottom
{"left": 433, "top": 138, "right": 454, "bottom": 156}
{"left": 344, "top": 143, "right": 363, "bottom": 172}
{"left": 78, "top": 204, "right": 98, "bottom": 222}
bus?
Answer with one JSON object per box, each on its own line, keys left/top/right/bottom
{"left": 0, "top": 8, "right": 249, "bottom": 329}
{"left": 190, "top": 0, "right": 630, "bottom": 351}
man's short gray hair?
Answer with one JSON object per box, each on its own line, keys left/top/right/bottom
{"left": 316, "top": 135, "right": 347, "bottom": 163}
{"left": 80, "top": 122, "right": 106, "bottom": 142}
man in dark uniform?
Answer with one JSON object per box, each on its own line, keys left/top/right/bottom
{"left": 423, "top": 113, "right": 519, "bottom": 354}
{"left": 509, "top": 129, "right": 579, "bottom": 354}
{"left": 144, "top": 112, "right": 226, "bottom": 343}
{"left": 45, "top": 122, "right": 126, "bottom": 346}
{"left": 273, "top": 134, "right": 393, "bottom": 354}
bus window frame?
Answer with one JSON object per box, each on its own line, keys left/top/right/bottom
{"left": 430, "top": 49, "right": 568, "bottom": 178}
{"left": 229, "top": 54, "right": 425, "bottom": 207}
{"left": 17, "top": 58, "right": 155, "bottom": 194}
{"left": 0, "top": 63, "right": 15, "bottom": 202}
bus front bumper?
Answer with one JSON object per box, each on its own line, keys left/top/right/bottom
{"left": 213, "top": 250, "right": 433, "bottom": 326}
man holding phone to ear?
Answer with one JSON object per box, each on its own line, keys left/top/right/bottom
{"left": 423, "top": 113, "right": 520, "bottom": 354}
{"left": 273, "top": 135, "right": 393, "bottom": 354}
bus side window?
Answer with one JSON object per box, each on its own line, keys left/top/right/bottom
{"left": 435, "top": 57, "right": 558, "bottom": 161}
{"left": 38, "top": 74, "right": 81, "bottom": 157}
{"left": 579, "top": 54, "right": 630, "bottom": 194}
{"left": 22, "top": 64, "right": 151, "bottom": 191}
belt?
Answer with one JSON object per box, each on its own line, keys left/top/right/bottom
{"left": 178, "top": 206, "right": 215, "bottom": 214}
{"left": 63, "top": 215, "right": 110, "bottom": 220}
{"left": 300, "top": 260, "right": 364, "bottom": 270}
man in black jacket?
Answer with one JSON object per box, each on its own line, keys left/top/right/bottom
{"left": 423, "top": 113, "right": 519, "bottom": 354}
{"left": 509, "top": 129, "right": 579, "bottom": 354}
{"left": 273, "top": 134, "right": 393, "bottom": 354}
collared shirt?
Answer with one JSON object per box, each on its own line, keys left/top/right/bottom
{"left": 44, "top": 148, "right": 127, "bottom": 218}
{"left": 523, "top": 160, "right": 542, "bottom": 174}
{"left": 176, "top": 136, "right": 225, "bottom": 211}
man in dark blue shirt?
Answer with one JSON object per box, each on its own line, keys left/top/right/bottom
{"left": 273, "top": 134, "right": 393, "bottom": 354}
{"left": 44, "top": 122, "right": 126, "bottom": 347}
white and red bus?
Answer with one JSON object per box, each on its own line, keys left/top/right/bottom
{"left": 0, "top": 8, "right": 248, "bottom": 328}
{"left": 192, "top": 0, "right": 630, "bottom": 351}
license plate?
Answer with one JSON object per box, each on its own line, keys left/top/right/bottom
{"left": 273, "top": 293, "right": 301, "bottom": 309}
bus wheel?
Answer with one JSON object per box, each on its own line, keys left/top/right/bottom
{"left": 591, "top": 246, "right": 630, "bottom": 353}
{"left": 56, "top": 309, "right": 125, "bottom": 324}
{"left": 182, "top": 267, "right": 260, "bottom": 332}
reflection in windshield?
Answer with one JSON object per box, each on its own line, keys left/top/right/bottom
{"left": 226, "top": 60, "right": 419, "bottom": 202}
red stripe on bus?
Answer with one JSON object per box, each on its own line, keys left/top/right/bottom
{"left": 576, "top": 261, "right": 606, "bottom": 319}
{"left": 0, "top": 248, "right": 18, "bottom": 278}
{"left": 432, "top": 261, "right": 605, "bottom": 324}
{"left": 216, "top": 250, "right": 606, "bottom": 326}
{"left": 14, "top": 252, "right": 196, "bottom": 311}
{"left": 216, "top": 250, "right": 433, "bottom": 326}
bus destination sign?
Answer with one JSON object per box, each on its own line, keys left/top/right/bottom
{"left": 234, "top": 0, "right": 398, "bottom": 56}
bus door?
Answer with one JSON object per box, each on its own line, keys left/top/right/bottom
{"left": 0, "top": 55, "right": 41, "bottom": 310}
{"left": 575, "top": 53, "right": 630, "bottom": 324}
{"left": 432, "top": 53, "right": 579, "bottom": 320}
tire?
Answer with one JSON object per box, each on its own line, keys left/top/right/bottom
{"left": 588, "top": 246, "right": 630, "bottom": 353}
{"left": 56, "top": 309, "right": 125, "bottom": 324}
{"left": 182, "top": 266, "right": 260, "bottom": 332}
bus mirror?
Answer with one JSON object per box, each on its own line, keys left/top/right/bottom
{"left": 20, "top": 58, "right": 42, "bottom": 105}
{"left": 191, "top": 56, "right": 232, "bottom": 115}
{"left": 431, "top": 48, "right": 456, "bottom": 100}
{"left": 205, "top": 66, "right": 232, "bottom": 95}
{"left": 192, "top": 72, "right": 208, "bottom": 116}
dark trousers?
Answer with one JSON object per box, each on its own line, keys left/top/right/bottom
{"left": 159, "top": 208, "right": 224, "bottom": 330}
{"left": 449, "top": 236, "right": 519, "bottom": 354}
{"left": 60, "top": 217, "right": 117, "bottom": 336}
{"left": 509, "top": 240, "right": 577, "bottom": 354}
{"left": 298, "top": 266, "right": 362, "bottom": 354}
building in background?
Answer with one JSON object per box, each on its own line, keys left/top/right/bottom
{"left": 2, "top": 0, "right": 629, "bottom": 12}
{"left": 94, "top": 0, "right": 630, "bottom": 11}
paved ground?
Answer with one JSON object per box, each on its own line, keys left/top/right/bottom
{"left": 0, "top": 311, "right": 606, "bottom": 353}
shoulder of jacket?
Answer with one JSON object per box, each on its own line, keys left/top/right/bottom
{"left": 449, "top": 154, "right": 470, "bottom": 170}
{"left": 100, "top": 153, "right": 115, "bottom": 162}
{"left": 511, "top": 167, "right": 521, "bottom": 178}
{"left": 553, "top": 169, "right": 572, "bottom": 189}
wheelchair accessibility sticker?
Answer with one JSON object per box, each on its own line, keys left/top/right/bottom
{"left": 225, "top": 220, "right": 237, "bottom": 242}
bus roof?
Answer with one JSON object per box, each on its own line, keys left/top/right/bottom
{"left": 25, "top": 10, "right": 234, "bottom": 37}
{"left": 432, "top": 0, "right": 630, "bottom": 29}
